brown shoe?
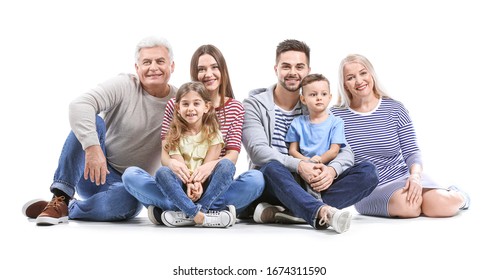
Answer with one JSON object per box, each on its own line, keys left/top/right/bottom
{"left": 36, "top": 196, "right": 69, "bottom": 226}
{"left": 22, "top": 199, "right": 49, "bottom": 219}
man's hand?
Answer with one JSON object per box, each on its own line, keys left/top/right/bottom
{"left": 297, "top": 160, "right": 321, "bottom": 184}
{"left": 84, "top": 145, "right": 109, "bottom": 186}
{"left": 310, "top": 165, "right": 337, "bottom": 192}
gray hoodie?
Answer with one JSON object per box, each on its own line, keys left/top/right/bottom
{"left": 242, "top": 84, "right": 354, "bottom": 176}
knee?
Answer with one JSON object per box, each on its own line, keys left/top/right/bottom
{"left": 122, "top": 166, "right": 142, "bottom": 183}
{"left": 421, "top": 191, "right": 459, "bottom": 217}
{"left": 155, "top": 166, "right": 175, "bottom": 182}
{"left": 260, "top": 161, "right": 284, "bottom": 176}
{"left": 245, "top": 170, "right": 265, "bottom": 194}
{"left": 216, "top": 159, "right": 236, "bottom": 175}
{"left": 359, "top": 161, "right": 379, "bottom": 186}
{"left": 388, "top": 192, "right": 421, "bottom": 218}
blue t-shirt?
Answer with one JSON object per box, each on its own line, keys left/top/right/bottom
{"left": 285, "top": 114, "right": 346, "bottom": 162}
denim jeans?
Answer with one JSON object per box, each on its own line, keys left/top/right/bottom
{"left": 259, "top": 160, "right": 378, "bottom": 228}
{"left": 51, "top": 116, "right": 142, "bottom": 221}
{"left": 123, "top": 159, "right": 264, "bottom": 217}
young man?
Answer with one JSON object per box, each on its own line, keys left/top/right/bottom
{"left": 242, "top": 39, "right": 379, "bottom": 233}
{"left": 22, "top": 36, "right": 178, "bottom": 226}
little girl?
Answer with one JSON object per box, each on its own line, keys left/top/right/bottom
{"left": 159, "top": 81, "right": 236, "bottom": 228}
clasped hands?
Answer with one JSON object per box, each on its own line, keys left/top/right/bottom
{"left": 298, "top": 160, "right": 337, "bottom": 193}
{"left": 168, "top": 159, "right": 217, "bottom": 202}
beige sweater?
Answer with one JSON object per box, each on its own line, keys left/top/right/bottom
{"left": 68, "top": 73, "right": 177, "bottom": 175}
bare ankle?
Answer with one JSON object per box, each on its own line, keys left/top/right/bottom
{"left": 193, "top": 212, "right": 204, "bottom": 224}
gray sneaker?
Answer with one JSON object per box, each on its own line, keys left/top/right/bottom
{"left": 161, "top": 211, "right": 196, "bottom": 227}
{"left": 253, "top": 202, "right": 305, "bottom": 224}
{"left": 253, "top": 202, "right": 285, "bottom": 223}
{"left": 319, "top": 207, "right": 352, "bottom": 234}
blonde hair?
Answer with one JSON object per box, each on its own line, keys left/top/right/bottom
{"left": 164, "top": 82, "right": 219, "bottom": 152}
{"left": 336, "top": 54, "right": 390, "bottom": 108}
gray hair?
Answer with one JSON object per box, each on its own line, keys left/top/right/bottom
{"left": 135, "top": 36, "right": 174, "bottom": 63}
{"left": 336, "top": 54, "right": 389, "bottom": 108}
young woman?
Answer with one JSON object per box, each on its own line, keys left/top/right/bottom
{"left": 161, "top": 45, "right": 264, "bottom": 218}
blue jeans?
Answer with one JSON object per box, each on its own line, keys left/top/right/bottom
{"left": 50, "top": 116, "right": 142, "bottom": 221}
{"left": 259, "top": 161, "right": 378, "bottom": 228}
{"left": 123, "top": 160, "right": 264, "bottom": 216}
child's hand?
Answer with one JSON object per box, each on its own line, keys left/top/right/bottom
{"left": 310, "top": 155, "right": 322, "bottom": 164}
{"left": 187, "top": 182, "right": 203, "bottom": 202}
{"left": 192, "top": 181, "right": 203, "bottom": 201}
{"left": 187, "top": 183, "right": 197, "bottom": 201}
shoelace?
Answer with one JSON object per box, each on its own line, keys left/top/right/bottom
{"left": 45, "top": 196, "right": 65, "bottom": 209}
{"left": 318, "top": 209, "right": 332, "bottom": 226}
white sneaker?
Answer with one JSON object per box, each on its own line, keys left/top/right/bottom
{"left": 227, "top": 205, "right": 237, "bottom": 226}
{"left": 161, "top": 211, "right": 195, "bottom": 227}
{"left": 319, "top": 207, "right": 352, "bottom": 234}
{"left": 202, "top": 210, "right": 234, "bottom": 228}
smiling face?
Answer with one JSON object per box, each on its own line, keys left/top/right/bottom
{"left": 343, "top": 62, "right": 374, "bottom": 100}
{"left": 177, "top": 90, "right": 210, "bottom": 129}
{"left": 300, "top": 80, "right": 332, "bottom": 114}
{"left": 196, "top": 54, "right": 221, "bottom": 94}
{"left": 275, "top": 50, "right": 310, "bottom": 93}
{"left": 135, "top": 46, "right": 174, "bottom": 93}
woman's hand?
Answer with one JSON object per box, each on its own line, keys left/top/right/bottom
{"left": 167, "top": 159, "right": 191, "bottom": 184}
{"left": 191, "top": 160, "right": 218, "bottom": 184}
{"left": 402, "top": 173, "right": 422, "bottom": 205}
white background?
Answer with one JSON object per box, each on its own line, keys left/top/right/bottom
{"left": 1, "top": 0, "right": 497, "bottom": 279}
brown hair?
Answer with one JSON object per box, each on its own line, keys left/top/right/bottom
{"left": 276, "top": 39, "right": 311, "bottom": 65}
{"left": 163, "top": 81, "right": 219, "bottom": 152}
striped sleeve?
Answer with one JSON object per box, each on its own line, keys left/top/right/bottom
{"left": 161, "top": 98, "right": 176, "bottom": 140}
{"left": 394, "top": 102, "right": 422, "bottom": 167}
{"left": 217, "top": 98, "right": 244, "bottom": 154}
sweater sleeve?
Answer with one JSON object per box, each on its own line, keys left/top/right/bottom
{"left": 327, "top": 143, "right": 354, "bottom": 177}
{"left": 68, "top": 75, "right": 127, "bottom": 150}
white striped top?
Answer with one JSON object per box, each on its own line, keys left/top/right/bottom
{"left": 272, "top": 104, "right": 303, "bottom": 155}
{"left": 161, "top": 97, "right": 244, "bottom": 157}
{"left": 330, "top": 98, "right": 422, "bottom": 185}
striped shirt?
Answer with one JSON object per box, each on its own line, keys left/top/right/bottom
{"left": 272, "top": 104, "right": 303, "bottom": 155}
{"left": 161, "top": 97, "right": 244, "bottom": 157}
{"left": 331, "top": 98, "right": 421, "bottom": 185}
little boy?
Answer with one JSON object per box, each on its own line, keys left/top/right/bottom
{"left": 285, "top": 74, "right": 347, "bottom": 200}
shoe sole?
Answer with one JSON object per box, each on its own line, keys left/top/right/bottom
{"left": 331, "top": 210, "right": 353, "bottom": 234}
{"left": 227, "top": 205, "right": 237, "bottom": 226}
{"left": 36, "top": 216, "right": 69, "bottom": 226}
{"left": 22, "top": 199, "right": 48, "bottom": 218}
{"left": 253, "top": 202, "right": 285, "bottom": 223}
{"left": 161, "top": 212, "right": 196, "bottom": 227}
{"left": 275, "top": 212, "right": 307, "bottom": 224}
{"left": 202, "top": 210, "right": 234, "bottom": 228}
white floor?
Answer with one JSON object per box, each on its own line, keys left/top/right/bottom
{"left": 7, "top": 193, "right": 496, "bottom": 280}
